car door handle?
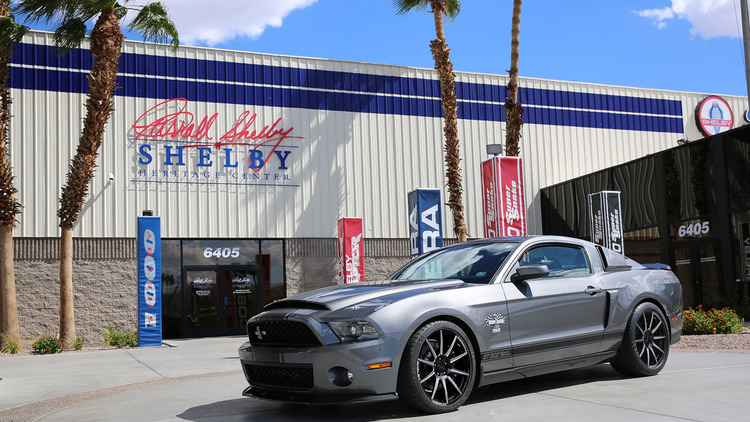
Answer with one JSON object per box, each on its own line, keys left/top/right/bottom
{"left": 585, "top": 286, "right": 603, "bottom": 296}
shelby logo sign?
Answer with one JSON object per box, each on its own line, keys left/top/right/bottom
{"left": 588, "top": 191, "right": 624, "bottom": 254}
{"left": 132, "top": 98, "right": 303, "bottom": 186}
{"left": 137, "top": 217, "right": 162, "bottom": 347}
{"left": 408, "top": 189, "right": 443, "bottom": 259}
{"left": 481, "top": 157, "right": 526, "bottom": 238}
{"left": 696, "top": 96, "right": 733, "bottom": 136}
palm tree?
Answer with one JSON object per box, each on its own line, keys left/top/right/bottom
{"left": 395, "top": 0, "right": 467, "bottom": 243}
{"left": 16, "top": 0, "right": 178, "bottom": 346}
{"left": 504, "top": 0, "right": 523, "bottom": 157}
{"left": 0, "top": 2, "right": 27, "bottom": 351}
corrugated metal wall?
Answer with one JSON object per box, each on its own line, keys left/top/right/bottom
{"left": 10, "top": 31, "right": 748, "bottom": 239}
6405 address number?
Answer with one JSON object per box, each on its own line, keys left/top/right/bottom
{"left": 677, "top": 221, "right": 710, "bottom": 238}
{"left": 203, "top": 247, "right": 240, "bottom": 259}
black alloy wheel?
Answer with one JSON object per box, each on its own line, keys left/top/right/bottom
{"left": 398, "top": 321, "right": 476, "bottom": 413}
{"left": 611, "top": 302, "right": 670, "bottom": 377}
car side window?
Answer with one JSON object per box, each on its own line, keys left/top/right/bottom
{"left": 518, "top": 245, "right": 591, "bottom": 278}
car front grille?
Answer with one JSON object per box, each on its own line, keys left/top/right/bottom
{"left": 247, "top": 320, "right": 321, "bottom": 347}
{"left": 245, "top": 364, "right": 314, "bottom": 390}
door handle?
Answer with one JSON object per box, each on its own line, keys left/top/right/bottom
{"left": 585, "top": 286, "right": 603, "bottom": 296}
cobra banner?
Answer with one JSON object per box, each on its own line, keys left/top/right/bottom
{"left": 588, "top": 191, "right": 624, "bottom": 254}
{"left": 137, "top": 217, "right": 162, "bottom": 346}
{"left": 338, "top": 218, "right": 364, "bottom": 283}
{"left": 481, "top": 157, "right": 526, "bottom": 238}
{"left": 408, "top": 189, "right": 444, "bottom": 259}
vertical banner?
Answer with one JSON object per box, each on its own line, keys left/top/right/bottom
{"left": 137, "top": 217, "right": 162, "bottom": 346}
{"left": 408, "top": 189, "right": 444, "bottom": 259}
{"left": 481, "top": 157, "right": 527, "bottom": 238}
{"left": 338, "top": 218, "right": 364, "bottom": 283}
{"left": 588, "top": 191, "right": 624, "bottom": 254}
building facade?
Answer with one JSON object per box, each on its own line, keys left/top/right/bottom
{"left": 5, "top": 31, "right": 748, "bottom": 342}
{"left": 541, "top": 125, "right": 750, "bottom": 309}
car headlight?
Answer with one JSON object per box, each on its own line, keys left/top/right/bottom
{"left": 328, "top": 321, "right": 380, "bottom": 342}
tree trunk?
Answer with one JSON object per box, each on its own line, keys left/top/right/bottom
{"left": 0, "top": 0, "right": 21, "bottom": 347}
{"left": 1, "top": 223, "right": 19, "bottom": 345}
{"left": 505, "top": 0, "right": 523, "bottom": 157}
{"left": 57, "top": 8, "right": 124, "bottom": 345}
{"left": 430, "top": 3, "right": 467, "bottom": 242}
{"left": 59, "top": 227, "right": 75, "bottom": 345}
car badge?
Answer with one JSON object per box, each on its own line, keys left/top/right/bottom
{"left": 254, "top": 325, "right": 267, "bottom": 340}
{"left": 485, "top": 313, "right": 507, "bottom": 333}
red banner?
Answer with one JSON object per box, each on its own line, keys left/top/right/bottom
{"left": 481, "top": 157, "right": 526, "bottom": 238}
{"left": 338, "top": 218, "right": 364, "bottom": 283}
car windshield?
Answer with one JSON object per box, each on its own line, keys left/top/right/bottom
{"left": 387, "top": 242, "right": 518, "bottom": 284}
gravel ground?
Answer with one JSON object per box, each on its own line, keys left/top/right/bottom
{"left": 671, "top": 331, "right": 750, "bottom": 352}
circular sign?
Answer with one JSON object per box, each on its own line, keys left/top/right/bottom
{"left": 144, "top": 281, "right": 156, "bottom": 307}
{"left": 695, "top": 96, "right": 733, "bottom": 136}
{"left": 744, "top": 109, "right": 750, "bottom": 123}
{"left": 143, "top": 229, "right": 156, "bottom": 255}
{"left": 144, "top": 255, "right": 156, "bottom": 281}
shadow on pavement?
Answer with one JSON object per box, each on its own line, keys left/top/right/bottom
{"left": 177, "top": 364, "right": 625, "bottom": 421}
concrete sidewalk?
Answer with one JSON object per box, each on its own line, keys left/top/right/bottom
{"left": 0, "top": 336, "right": 248, "bottom": 420}
{"left": 2, "top": 337, "right": 750, "bottom": 422}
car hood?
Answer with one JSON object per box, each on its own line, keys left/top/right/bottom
{"left": 264, "top": 279, "right": 467, "bottom": 312}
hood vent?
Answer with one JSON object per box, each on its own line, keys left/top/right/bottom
{"left": 264, "top": 300, "right": 330, "bottom": 311}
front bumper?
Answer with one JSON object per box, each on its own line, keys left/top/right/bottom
{"left": 238, "top": 331, "right": 403, "bottom": 402}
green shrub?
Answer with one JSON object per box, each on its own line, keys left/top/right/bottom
{"left": 1, "top": 333, "right": 21, "bottom": 354}
{"left": 683, "top": 306, "right": 743, "bottom": 335}
{"left": 32, "top": 335, "right": 64, "bottom": 354}
{"left": 73, "top": 335, "right": 85, "bottom": 351}
{"left": 104, "top": 326, "right": 138, "bottom": 348}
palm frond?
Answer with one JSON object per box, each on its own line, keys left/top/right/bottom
{"left": 394, "top": 0, "right": 429, "bottom": 15}
{"left": 0, "top": 15, "right": 28, "bottom": 50}
{"left": 444, "top": 0, "right": 461, "bottom": 20}
{"left": 53, "top": 17, "right": 87, "bottom": 54}
{"left": 128, "top": 2, "right": 178, "bottom": 50}
{"left": 16, "top": 0, "right": 117, "bottom": 25}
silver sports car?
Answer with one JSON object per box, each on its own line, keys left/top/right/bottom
{"left": 238, "top": 236, "right": 682, "bottom": 413}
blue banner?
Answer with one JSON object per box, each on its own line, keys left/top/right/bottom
{"left": 137, "top": 217, "right": 162, "bottom": 346}
{"left": 408, "top": 189, "right": 444, "bottom": 259}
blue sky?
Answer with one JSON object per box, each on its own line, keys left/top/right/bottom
{"left": 17, "top": 0, "right": 750, "bottom": 97}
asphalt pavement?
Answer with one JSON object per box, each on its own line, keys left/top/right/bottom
{"left": 1, "top": 336, "right": 749, "bottom": 422}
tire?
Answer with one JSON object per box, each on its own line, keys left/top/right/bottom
{"left": 397, "top": 321, "right": 476, "bottom": 413}
{"left": 611, "top": 302, "right": 670, "bottom": 377}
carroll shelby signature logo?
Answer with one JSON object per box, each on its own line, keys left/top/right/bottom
{"left": 485, "top": 313, "right": 507, "bottom": 333}
{"left": 132, "top": 98, "right": 302, "bottom": 173}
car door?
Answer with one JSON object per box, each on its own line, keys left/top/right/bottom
{"left": 501, "top": 243, "right": 607, "bottom": 367}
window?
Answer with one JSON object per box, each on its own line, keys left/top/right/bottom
{"left": 389, "top": 242, "right": 518, "bottom": 284}
{"left": 518, "top": 245, "right": 591, "bottom": 278}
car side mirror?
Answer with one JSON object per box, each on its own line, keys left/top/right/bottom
{"left": 511, "top": 264, "right": 550, "bottom": 282}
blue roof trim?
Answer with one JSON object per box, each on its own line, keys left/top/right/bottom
{"left": 11, "top": 42, "right": 684, "bottom": 133}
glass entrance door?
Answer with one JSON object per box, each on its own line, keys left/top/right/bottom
{"left": 184, "top": 265, "right": 261, "bottom": 336}
{"left": 224, "top": 268, "right": 259, "bottom": 330}
{"left": 672, "top": 241, "right": 721, "bottom": 307}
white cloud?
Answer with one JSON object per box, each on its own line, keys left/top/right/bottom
{"left": 637, "top": 0, "right": 744, "bottom": 38}
{"left": 128, "top": 0, "right": 318, "bottom": 46}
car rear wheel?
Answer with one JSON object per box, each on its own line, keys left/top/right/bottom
{"left": 611, "top": 302, "right": 670, "bottom": 377}
{"left": 397, "top": 320, "right": 476, "bottom": 413}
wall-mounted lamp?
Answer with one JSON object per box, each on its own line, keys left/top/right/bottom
{"left": 142, "top": 210, "right": 154, "bottom": 216}
{"left": 486, "top": 144, "right": 503, "bottom": 156}
{"left": 108, "top": 173, "right": 115, "bottom": 181}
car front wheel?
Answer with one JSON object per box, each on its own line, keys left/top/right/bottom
{"left": 611, "top": 302, "right": 670, "bottom": 376}
{"left": 397, "top": 320, "right": 476, "bottom": 413}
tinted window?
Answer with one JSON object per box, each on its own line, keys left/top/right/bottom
{"left": 519, "top": 245, "right": 591, "bottom": 278}
{"left": 389, "top": 242, "right": 518, "bottom": 284}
